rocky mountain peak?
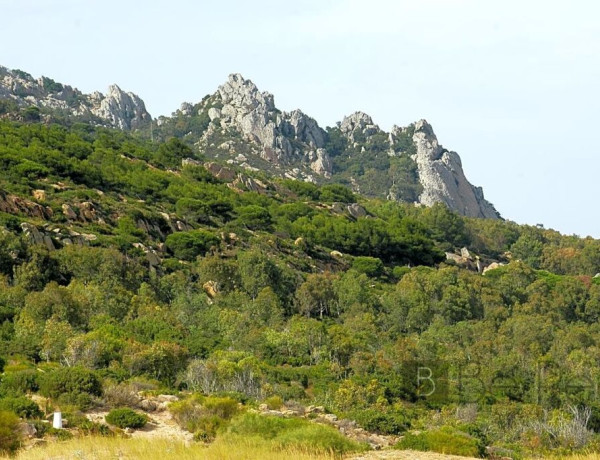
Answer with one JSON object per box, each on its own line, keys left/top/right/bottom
{"left": 411, "top": 119, "right": 499, "bottom": 219}
{"left": 339, "top": 111, "right": 380, "bottom": 141}
{"left": 412, "top": 119, "right": 444, "bottom": 161}
{"left": 218, "top": 73, "right": 275, "bottom": 112}
{"left": 92, "top": 84, "right": 151, "bottom": 130}
{"left": 0, "top": 65, "right": 500, "bottom": 219}
{"left": 200, "top": 74, "right": 332, "bottom": 180}
{"left": 0, "top": 66, "right": 151, "bottom": 130}
{"left": 414, "top": 119, "right": 435, "bottom": 136}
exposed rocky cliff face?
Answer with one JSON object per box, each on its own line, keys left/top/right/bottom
{"left": 191, "top": 73, "right": 331, "bottom": 181}
{"left": 0, "top": 66, "right": 499, "bottom": 218}
{"left": 334, "top": 112, "right": 499, "bottom": 218}
{"left": 339, "top": 111, "right": 381, "bottom": 141}
{"left": 410, "top": 120, "right": 499, "bottom": 219}
{"left": 0, "top": 66, "right": 151, "bottom": 129}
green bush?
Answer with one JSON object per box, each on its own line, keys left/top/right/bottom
{"left": 170, "top": 396, "right": 238, "bottom": 439}
{"left": 46, "top": 427, "right": 74, "bottom": 440}
{"left": 202, "top": 396, "right": 239, "bottom": 419}
{"left": 0, "top": 369, "right": 39, "bottom": 395}
{"left": 265, "top": 395, "right": 283, "bottom": 410}
{"left": 165, "top": 230, "right": 219, "bottom": 261}
{"left": 192, "top": 415, "right": 226, "bottom": 442}
{"left": 39, "top": 367, "right": 102, "bottom": 399}
{"left": 319, "top": 184, "right": 355, "bottom": 203}
{"left": 0, "top": 410, "right": 21, "bottom": 455}
{"left": 352, "top": 256, "right": 384, "bottom": 277}
{"left": 350, "top": 408, "right": 409, "bottom": 435}
{"left": 79, "top": 420, "right": 113, "bottom": 436}
{"left": 0, "top": 396, "right": 42, "bottom": 419}
{"left": 105, "top": 408, "right": 148, "bottom": 429}
{"left": 396, "top": 426, "right": 485, "bottom": 457}
{"left": 235, "top": 205, "right": 272, "bottom": 231}
{"left": 226, "top": 413, "right": 365, "bottom": 454}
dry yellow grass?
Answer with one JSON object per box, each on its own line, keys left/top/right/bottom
{"left": 4, "top": 436, "right": 339, "bottom": 460}
{"left": 550, "top": 456, "right": 600, "bottom": 460}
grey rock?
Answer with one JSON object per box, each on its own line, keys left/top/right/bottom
{"left": 62, "top": 204, "right": 77, "bottom": 220}
{"left": 460, "top": 247, "right": 472, "bottom": 260}
{"left": 330, "top": 202, "right": 346, "bottom": 214}
{"left": 179, "top": 102, "right": 193, "bottom": 116}
{"left": 21, "top": 223, "right": 45, "bottom": 245}
{"left": 483, "top": 262, "right": 504, "bottom": 274}
{"left": 347, "top": 203, "right": 367, "bottom": 219}
{"left": 339, "top": 111, "right": 381, "bottom": 141}
{"left": 208, "top": 107, "right": 222, "bottom": 121}
{"left": 412, "top": 120, "right": 499, "bottom": 219}
{"left": 208, "top": 74, "right": 332, "bottom": 176}
{"left": 91, "top": 84, "right": 151, "bottom": 130}
{"left": 19, "top": 422, "right": 37, "bottom": 439}
{"left": 139, "top": 399, "right": 158, "bottom": 412}
{"left": 0, "top": 67, "right": 151, "bottom": 130}
{"left": 43, "top": 235, "right": 55, "bottom": 251}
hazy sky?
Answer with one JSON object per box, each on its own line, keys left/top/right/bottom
{"left": 2, "top": 0, "right": 599, "bottom": 237}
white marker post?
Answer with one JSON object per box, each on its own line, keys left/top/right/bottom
{"left": 52, "top": 411, "right": 62, "bottom": 429}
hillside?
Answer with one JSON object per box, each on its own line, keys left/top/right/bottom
{"left": 1, "top": 68, "right": 600, "bottom": 458}
{"left": 0, "top": 67, "right": 498, "bottom": 218}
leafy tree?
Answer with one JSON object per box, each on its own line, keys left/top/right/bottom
{"left": 154, "top": 137, "right": 194, "bottom": 168}
{"left": 165, "top": 230, "right": 219, "bottom": 261}
{"left": 237, "top": 250, "right": 282, "bottom": 299}
{"left": 235, "top": 205, "right": 273, "bottom": 231}
{"left": 510, "top": 228, "right": 545, "bottom": 268}
{"left": 352, "top": 256, "right": 384, "bottom": 277}
{"left": 21, "top": 106, "right": 41, "bottom": 122}
{"left": 319, "top": 184, "right": 356, "bottom": 203}
{"left": 124, "top": 341, "right": 188, "bottom": 385}
{"left": 295, "top": 273, "right": 338, "bottom": 319}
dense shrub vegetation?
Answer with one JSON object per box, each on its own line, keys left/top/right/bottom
{"left": 0, "top": 118, "right": 600, "bottom": 456}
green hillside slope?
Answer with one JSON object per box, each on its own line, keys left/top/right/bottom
{"left": 0, "top": 117, "right": 599, "bottom": 457}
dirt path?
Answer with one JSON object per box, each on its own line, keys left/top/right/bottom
{"left": 349, "top": 450, "right": 480, "bottom": 460}
{"left": 86, "top": 409, "right": 194, "bottom": 444}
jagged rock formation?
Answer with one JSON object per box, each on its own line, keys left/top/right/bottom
{"left": 339, "top": 111, "right": 381, "bottom": 141}
{"left": 191, "top": 73, "right": 332, "bottom": 181}
{"left": 409, "top": 120, "right": 499, "bottom": 219}
{"left": 0, "top": 66, "right": 499, "bottom": 218}
{"left": 0, "top": 66, "right": 151, "bottom": 129}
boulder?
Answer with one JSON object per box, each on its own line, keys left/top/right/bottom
{"left": 79, "top": 202, "right": 97, "bottom": 221}
{"left": 347, "top": 203, "right": 367, "bottom": 219}
{"left": 208, "top": 107, "right": 221, "bottom": 121}
{"left": 156, "top": 394, "right": 179, "bottom": 403}
{"left": 483, "top": 262, "right": 504, "bottom": 274}
{"left": 21, "top": 223, "right": 45, "bottom": 245}
{"left": 62, "top": 204, "right": 77, "bottom": 220}
{"left": 203, "top": 281, "right": 219, "bottom": 299}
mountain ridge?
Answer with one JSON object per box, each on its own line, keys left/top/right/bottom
{"left": 0, "top": 66, "right": 499, "bottom": 219}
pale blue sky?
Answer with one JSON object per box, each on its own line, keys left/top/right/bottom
{"left": 2, "top": 0, "right": 599, "bottom": 237}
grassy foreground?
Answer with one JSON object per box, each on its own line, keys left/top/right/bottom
{"left": 3, "top": 436, "right": 339, "bottom": 460}
{"left": 552, "top": 455, "right": 600, "bottom": 460}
